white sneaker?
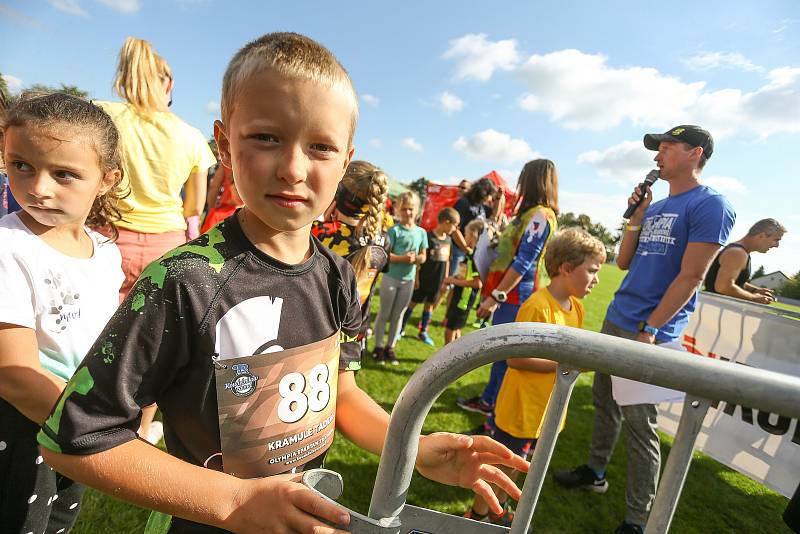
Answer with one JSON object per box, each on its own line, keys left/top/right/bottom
{"left": 145, "top": 421, "right": 164, "bottom": 445}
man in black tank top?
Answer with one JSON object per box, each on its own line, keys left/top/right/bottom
{"left": 704, "top": 218, "right": 786, "bottom": 303}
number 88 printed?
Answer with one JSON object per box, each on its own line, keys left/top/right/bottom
{"left": 277, "top": 363, "right": 331, "bottom": 424}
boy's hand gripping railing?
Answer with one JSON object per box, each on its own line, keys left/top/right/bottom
{"left": 303, "top": 323, "right": 800, "bottom": 533}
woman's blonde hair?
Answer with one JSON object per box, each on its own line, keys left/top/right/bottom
{"left": 544, "top": 227, "right": 606, "bottom": 277}
{"left": 1, "top": 92, "right": 126, "bottom": 240}
{"left": 516, "top": 158, "right": 559, "bottom": 216}
{"left": 113, "top": 37, "right": 172, "bottom": 113}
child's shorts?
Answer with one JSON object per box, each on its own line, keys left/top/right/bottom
{"left": 445, "top": 306, "right": 470, "bottom": 330}
{"left": 489, "top": 420, "right": 537, "bottom": 458}
{"left": 412, "top": 284, "right": 442, "bottom": 304}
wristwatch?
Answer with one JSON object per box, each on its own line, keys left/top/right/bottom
{"left": 491, "top": 289, "right": 508, "bottom": 303}
{"left": 638, "top": 321, "right": 659, "bottom": 336}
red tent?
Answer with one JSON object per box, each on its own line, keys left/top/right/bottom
{"left": 419, "top": 171, "right": 517, "bottom": 231}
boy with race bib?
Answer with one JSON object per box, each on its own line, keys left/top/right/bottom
{"left": 39, "top": 33, "right": 528, "bottom": 534}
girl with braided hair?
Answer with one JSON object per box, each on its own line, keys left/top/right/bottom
{"left": 312, "top": 160, "right": 391, "bottom": 350}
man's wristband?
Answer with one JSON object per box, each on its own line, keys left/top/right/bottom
{"left": 638, "top": 321, "right": 658, "bottom": 336}
{"left": 626, "top": 224, "right": 642, "bottom": 232}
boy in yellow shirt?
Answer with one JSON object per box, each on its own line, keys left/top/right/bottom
{"left": 465, "top": 227, "right": 607, "bottom": 525}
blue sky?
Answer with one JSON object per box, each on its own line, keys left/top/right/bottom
{"left": 2, "top": 0, "right": 798, "bottom": 274}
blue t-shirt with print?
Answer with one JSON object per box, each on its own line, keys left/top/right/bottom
{"left": 386, "top": 224, "right": 429, "bottom": 281}
{"left": 606, "top": 185, "right": 735, "bottom": 342}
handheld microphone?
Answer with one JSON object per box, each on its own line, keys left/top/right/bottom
{"left": 623, "top": 169, "right": 659, "bottom": 219}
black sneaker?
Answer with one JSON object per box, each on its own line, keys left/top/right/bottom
{"left": 614, "top": 521, "right": 644, "bottom": 534}
{"left": 553, "top": 464, "right": 608, "bottom": 493}
{"left": 456, "top": 395, "right": 493, "bottom": 415}
{"left": 372, "top": 346, "right": 385, "bottom": 364}
{"left": 386, "top": 347, "right": 399, "bottom": 366}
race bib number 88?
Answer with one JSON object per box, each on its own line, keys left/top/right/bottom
{"left": 278, "top": 363, "right": 331, "bottom": 423}
{"left": 215, "top": 334, "right": 340, "bottom": 478}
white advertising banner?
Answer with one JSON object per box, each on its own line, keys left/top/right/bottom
{"left": 657, "top": 292, "right": 800, "bottom": 497}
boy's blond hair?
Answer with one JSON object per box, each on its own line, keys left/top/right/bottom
{"left": 464, "top": 219, "right": 486, "bottom": 239}
{"left": 545, "top": 227, "right": 606, "bottom": 277}
{"left": 221, "top": 32, "right": 359, "bottom": 143}
{"left": 395, "top": 190, "right": 420, "bottom": 211}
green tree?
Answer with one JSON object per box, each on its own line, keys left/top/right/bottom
{"left": 26, "top": 83, "right": 89, "bottom": 99}
{"left": 750, "top": 265, "right": 766, "bottom": 281}
{"left": 778, "top": 271, "right": 800, "bottom": 300}
{"left": 557, "top": 211, "right": 620, "bottom": 262}
{"left": 408, "top": 176, "right": 429, "bottom": 205}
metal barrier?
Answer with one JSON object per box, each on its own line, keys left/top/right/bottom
{"left": 302, "top": 323, "right": 800, "bottom": 533}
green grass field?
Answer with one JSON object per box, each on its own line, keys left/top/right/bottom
{"left": 72, "top": 264, "right": 791, "bottom": 533}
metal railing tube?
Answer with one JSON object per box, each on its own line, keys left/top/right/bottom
{"left": 645, "top": 395, "right": 712, "bottom": 533}
{"left": 367, "top": 323, "right": 800, "bottom": 525}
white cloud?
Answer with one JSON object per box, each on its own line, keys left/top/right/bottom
{"left": 47, "top": 0, "right": 88, "bottom": 16}
{"left": 694, "top": 67, "right": 800, "bottom": 139}
{"left": 361, "top": 94, "right": 379, "bottom": 107}
{"left": 402, "top": 137, "right": 423, "bottom": 152}
{"left": 440, "top": 35, "right": 800, "bottom": 140}
{"left": 559, "top": 190, "right": 629, "bottom": 231}
{"left": 439, "top": 91, "right": 464, "bottom": 114}
{"left": 577, "top": 141, "right": 656, "bottom": 186}
{"left": 517, "top": 49, "right": 705, "bottom": 130}
{"left": 497, "top": 169, "right": 515, "bottom": 183}
{"left": 0, "top": 5, "right": 42, "bottom": 27}
{"left": 368, "top": 138, "right": 382, "bottom": 148}
{"left": 96, "top": 0, "right": 141, "bottom": 13}
{"left": 701, "top": 175, "right": 748, "bottom": 194}
{"left": 2, "top": 74, "right": 24, "bottom": 95}
{"left": 442, "top": 33, "right": 520, "bottom": 82}
{"left": 205, "top": 100, "right": 220, "bottom": 115}
{"left": 453, "top": 129, "right": 539, "bottom": 165}
{"left": 684, "top": 52, "right": 762, "bottom": 72}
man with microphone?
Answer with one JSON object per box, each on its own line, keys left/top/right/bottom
{"left": 555, "top": 125, "right": 736, "bottom": 534}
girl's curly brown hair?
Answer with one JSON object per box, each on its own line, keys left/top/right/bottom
{"left": 0, "top": 91, "right": 127, "bottom": 241}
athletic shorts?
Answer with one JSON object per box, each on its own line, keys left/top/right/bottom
{"left": 412, "top": 283, "right": 442, "bottom": 304}
{"left": 445, "top": 306, "right": 470, "bottom": 330}
{"left": 490, "top": 420, "right": 537, "bottom": 458}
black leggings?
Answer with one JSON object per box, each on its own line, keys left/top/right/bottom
{"left": 0, "top": 398, "right": 84, "bottom": 534}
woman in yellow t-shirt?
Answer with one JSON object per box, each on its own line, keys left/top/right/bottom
{"left": 98, "top": 37, "right": 216, "bottom": 444}
{"left": 98, "top": 37, "right": 216, "bottom": 302}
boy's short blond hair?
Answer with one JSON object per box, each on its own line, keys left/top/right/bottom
{"left": 396, "top": 191, "right": 420, "bottom": 210}
{"left": 221, "top": 32, "right": 359, "bottom": 143}
{"left": 464, "top": 219, "right": 486, "bottom": 238}
{"left": 545, "top": 227, "right": 606, "bottom": 277}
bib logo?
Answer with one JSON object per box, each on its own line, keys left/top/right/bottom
{"left": 225, "top": 363, "right": 259, "bottom": 397}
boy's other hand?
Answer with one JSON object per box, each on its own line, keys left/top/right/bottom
{"left": 635, "top": 331, "right": 656, "bottom": 344}
{"left": 406, "top": 251, "right": 416, "bottom": 264}
{"left": 226, "top": 473, "right": 350, "bottom": 533}
{"left": 415, "top": 433, "right": 529, "bottom": 515}
{"left": 476, "top": 296, "right": 498, "bottom": 318}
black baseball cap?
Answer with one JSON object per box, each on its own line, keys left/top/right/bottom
{"left": 643, "top": 125, "right": 714, "bottom": 159}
